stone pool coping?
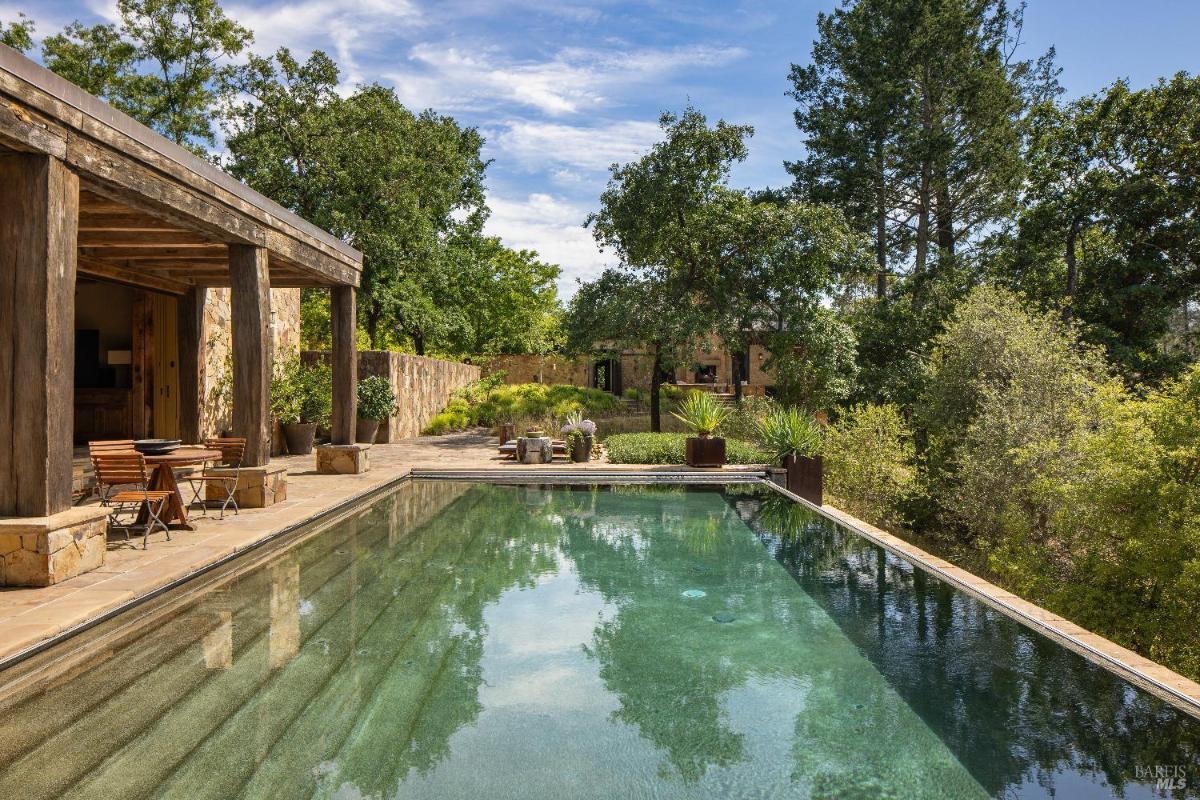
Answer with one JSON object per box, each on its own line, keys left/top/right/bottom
{"left": 758, "top": 481, "right": 1200, "bottom": 719}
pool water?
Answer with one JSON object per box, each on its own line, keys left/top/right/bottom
{"left": 0, "top": 481, "right": 1197, "bottom": 798}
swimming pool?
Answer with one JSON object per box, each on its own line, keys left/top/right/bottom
{"left": 0, "top": 481, "right": 1196, "bottom": 798}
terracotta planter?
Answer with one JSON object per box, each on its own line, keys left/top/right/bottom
{"left": 282, "top": 422, "right": 317, "bottom": 456}
{"left": 782, "top": 454, "right": 823, "bottom": 505}
{"left": 685, "top": 436, "right": 726, "bottom": 467}
{"left": 570, "top": 436, "right": 589, "bottom": 462}
{"left": 356, "top": 418, "right": 380, "bottom": 444}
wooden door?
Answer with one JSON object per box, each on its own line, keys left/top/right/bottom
{"left": 150, "top": 294, "right": 180, "bottom": 439}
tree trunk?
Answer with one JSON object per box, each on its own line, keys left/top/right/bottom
{"left": 935, "top": 181, "right": 955, "bottom": 255}
{"left": 732, "top": 351, "right": 743, "bottom": 403}
{"left": 413, "top": 334, "right": 425, "bottom": 357}
{"left": 874, "top": 136, "right": 888, "bottom": 298}
{"left": 365, "top": 301, "right": 381, "bottom": 349}
{"left": 1063, "top": 215, "right": 1083, "bottom": 322}
{"left": 650, "top": 346, "right": 662, "bottom": 433}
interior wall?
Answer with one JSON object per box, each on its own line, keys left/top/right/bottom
{"left": 75, "top": 280, "right": 134, "bottom": 383}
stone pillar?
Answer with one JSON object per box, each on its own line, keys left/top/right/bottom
{"left": 330, "top": 285, "right": 357, "bottom": 445}
{"left": 229, "top": 244, "right": 272, "bottom": 467}
{"left": 178, "top": 286, "right": 206, "bottom": 444}
{"left": 0, "top": 153, "right": 78, "bottom": 517}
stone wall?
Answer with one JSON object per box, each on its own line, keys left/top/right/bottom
{"left": 481, "top": 354, "right": 590, "bottom": 386}
{"left": 200, "top": 287, "right": 301, "bottom": 438}
{"left": 302, "top": 351, "right": 480, "bottom": 442}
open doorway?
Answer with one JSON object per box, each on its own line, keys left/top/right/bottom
{"left": 73, "top": 279, "right": 180, "bottom": 443}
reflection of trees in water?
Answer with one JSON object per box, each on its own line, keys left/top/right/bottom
{"left": 311, "top": 484, "right": 565, "bottom": 798}
{"left": 745, "top": 496, "right": 1200, "bottom": 799}
{"left": 561, "top": 491, "right": 751, "bottom": 784}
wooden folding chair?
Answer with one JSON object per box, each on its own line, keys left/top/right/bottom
{"left": 184, "top": 437, "right": 245, "bottom": 520}
{"left": 91, "top": 451, "right": 172, "bottom": 549}
{"left": 82, "top": 440, "right": 135, "bottom": 504}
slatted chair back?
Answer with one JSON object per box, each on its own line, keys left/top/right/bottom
{"left": 92, "top": 452, "right": 152, "bottom": 496}
{"left": 88, "top": 440, "right": 136, "bottom": 458}
{"left": 205, "top": 437, "right": 246, "bottom": 468}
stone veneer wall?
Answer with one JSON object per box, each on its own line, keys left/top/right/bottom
{"left": 302, "top": 351, "right": 480, "bottom": 442}
{"left": 481, "top": 354, "right": 590, "bottom": 387}
{"left": 200, "top": 287, "right": 301, "bottom": 438}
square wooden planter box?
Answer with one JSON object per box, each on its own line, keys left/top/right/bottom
{"left": 783, "top": 455, "right": 823, "bottom": 505}
{"left": 685, "top": 437, "right": 726, "bottom": 467}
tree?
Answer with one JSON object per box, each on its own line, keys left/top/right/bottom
{"left": 42, "top": 0, "right": 252, "bottom": 152}
{"left": 438, "top": 235, "right": 562, "bottom": 357}
{"left": 790, "top": 0, "right": 1041, "bottom": 291}
{"left": 0, "top": 12, "right": 34, "bottom": 52}
{"left": 995, "top": 74, "right": 1200, "bottom": 382}
{"left": 566, "top": 270, "right": 706, "bottom": 431}
{"left": 585, "top": 107, "right": 751, "bottom": 425}
{"left": 224, "top": 50, "right": 490, "bottom": 354}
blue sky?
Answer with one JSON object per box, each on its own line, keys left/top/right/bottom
{"left": 8, "top": 0, "right": 1199, "bottom": 297}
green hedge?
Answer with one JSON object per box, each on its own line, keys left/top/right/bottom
{"left": 603, "top": 433, "right": 772, "bottom": 465}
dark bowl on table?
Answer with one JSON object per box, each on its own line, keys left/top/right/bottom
{"left": 133, "top": 439, "right": 182, "bottom": 455}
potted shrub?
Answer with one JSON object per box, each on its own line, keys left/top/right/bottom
{"left": 672, "top": 391, "right": 729, "bottom": 467}
{"left": 356, "top": 375, "right": 397, "bottom": 444}
{"left": 561, "top": 412, "right": 597, "bottom": 463}
{"left": 271, "top": 360, "right": 331, "bottom": 455}
{"left": 758, "top": 406, "right": 823, "bottom": 504}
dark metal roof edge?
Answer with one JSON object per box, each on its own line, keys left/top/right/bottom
{"left": 0, "top": 43, "right": 362, "bottom": 266}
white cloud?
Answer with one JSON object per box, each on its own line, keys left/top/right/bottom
{"left": 226, "top": 0, "right": 421, "bottom": 64}
{"left": 490, "top": 118, "right": 661, "bottom": 173}
{"left": 484, "top": 192, "right": 613, "bottom": 297}
{"left": 388, "top": 42, "right": 746, "bottom": 116}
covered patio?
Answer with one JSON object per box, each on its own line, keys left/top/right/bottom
{"left": 0, "top": 44, "right": 364, "bottom": 586}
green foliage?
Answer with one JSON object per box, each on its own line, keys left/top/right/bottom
{"left": 423, "top": 383, "right": 619, "bottom": 435}
{"left": 0, "top": 12, "right": 35, "bottom": 51}
{"left": 916, "top": 286, "right": 1108, "bottom": 535}
{"left": 762, "top": 308, "right": 858, "bottom": 410}
{"left": 823, "top": 404, "right": 915, "bottom": 528}
{"left": 993, "top": 73, "right": 1200, "bottom": 382}
{"left": 42, "top": 0, "right": 252, "bottom": 151}
{"left": 669, "top": 391, "right": 730, "bottom": 437}
{"left": 756, "top": 407, "right": 823, "bottom": 462}
{"left": 356, "top": 375, "right": 397, "bottom": 421}
{"left": 270, "top": 360, "right": 331, "bottom": 427}
{"left": 604, "top": 433, "right": 771, "bottom": 465}
{"left": 622, "top": 387, "right": 648, "bottom": 403}
{"left": 720, "top": 395, "right": 778, "bottom": 444}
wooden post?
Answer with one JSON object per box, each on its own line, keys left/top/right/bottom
{"left": 178, "top": 286, "right": 206, "bottom": 444}
{"left": 0, "top": 154, "right": 79, "bottom": 517}
{"left": 331, "top": 285, "right": 357, "bottom": 445}
{"left": 229, "top": 245, "right": 272, "bottom": 466}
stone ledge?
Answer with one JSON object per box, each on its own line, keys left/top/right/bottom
{"left": 203, "top": 464, "right": 288, "bottom": 508}
{"left": 316, "top": 443, "right": 371, "bottom": 475}
{"left": 0, "top": 507, "right": 111, "bottom": 587}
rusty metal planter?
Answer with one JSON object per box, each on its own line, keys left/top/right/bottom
{"left": 685, "top": 437, "right": 726, "bottom": 467}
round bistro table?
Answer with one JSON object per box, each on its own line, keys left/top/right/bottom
{"left": 138, "top": 448, "right": 223, "bottom": 530}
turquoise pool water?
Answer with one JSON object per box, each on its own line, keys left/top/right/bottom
{"left": 0, "top": 481, "right": 1197, "bottom": 798}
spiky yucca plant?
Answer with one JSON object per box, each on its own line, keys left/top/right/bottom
{"left": 671, "top": 391, "right": 729, "bottom": 438}
{"left": 757, "top": 407, "right": 822, "bottom": 462}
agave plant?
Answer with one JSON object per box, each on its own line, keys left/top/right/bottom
{"left": 671, "top": 391, "right": 730, "bottom": 438}
{"left": 757, "top": 406, "right": 822, "bottom": 462}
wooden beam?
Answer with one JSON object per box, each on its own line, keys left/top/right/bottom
{"left": 330, "top": 285, "right": 357, "bottom": 445}
{"left": 178, "top": 287, "right": 206, "bottom": 444}
{"left": 79, "top": 245, "right": 227, "bottom": 261}
{"left": 0, "top": 153, "right": 78, "bottom": 516}
{"left": 229, "top": 244, "right": 272, "bottom": 466}
{"left": 78, "top": 255, "right": 190, "bottom": 294}
{"left": 78, "top": 230, "right": 217, "bottom": 247}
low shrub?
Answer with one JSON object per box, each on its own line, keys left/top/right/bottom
{"left": 424, "top": 380, "right": 621, "bottom": 434}
{"left": 604, "top": 433, "right": 771, "bottom": 465}
{"left": 823, "top": 403, "right": 915, "bottom": 528}
{"left": 720, "top": 396, "right": 778, "bottom": 444}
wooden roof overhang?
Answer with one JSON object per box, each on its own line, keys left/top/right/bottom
{"left": 0, "top": 44, "right": 362, "bottom": 294}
